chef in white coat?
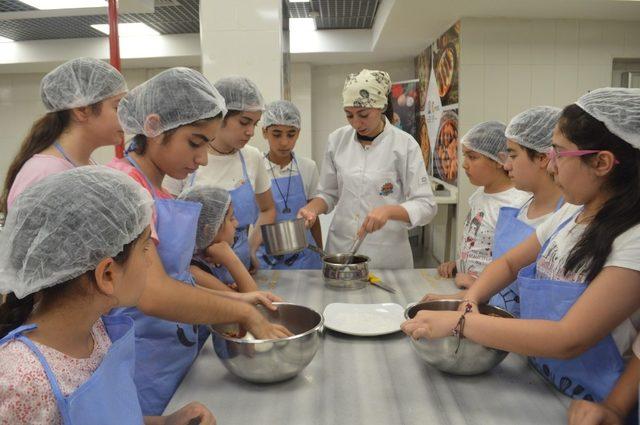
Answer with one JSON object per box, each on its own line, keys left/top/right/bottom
{"left": 299, "top": 69, "right": 437, "bottom": 269}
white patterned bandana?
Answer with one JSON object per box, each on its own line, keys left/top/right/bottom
{"left": 342, "top": 69, "right": 391, "bottom": 109}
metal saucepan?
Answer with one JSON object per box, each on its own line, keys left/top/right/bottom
{"left": 261, "top": 218, "right": 370, "bottom": 290}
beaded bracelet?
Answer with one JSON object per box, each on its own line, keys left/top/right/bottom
{"left": 452, "top": 302, "right": 474, "bottom": 354}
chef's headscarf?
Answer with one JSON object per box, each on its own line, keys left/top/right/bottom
{"left": 342, "top": 69, "right": 391, "bottom": 109}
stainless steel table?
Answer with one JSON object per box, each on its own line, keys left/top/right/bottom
{"left": 165, "top": 269, "right": 570, "bottom": 424}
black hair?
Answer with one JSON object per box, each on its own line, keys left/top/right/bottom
{"left": 560, "top": 104, "right": 640, "bottom": 282}
{"left": 130, "top": 114, "right": 223, "bottom": 155}
{"left": 0, "top": 235, "right": 138, "bottom": 338}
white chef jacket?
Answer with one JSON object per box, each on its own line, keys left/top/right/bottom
{"left": 315, "top": 117, "right": 437, "bottom": 269}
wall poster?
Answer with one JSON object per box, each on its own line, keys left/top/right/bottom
{"left": 415, "top": 21, "right": 460, "bottom": 186}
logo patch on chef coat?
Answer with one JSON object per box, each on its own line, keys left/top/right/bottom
{"left": 379, "top": 182, "right": 394, "bottom": 196}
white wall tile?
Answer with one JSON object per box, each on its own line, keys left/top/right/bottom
{"left": 507, "top": 65, "right": 532, "bottom": 119}
{"left": 459, "top": 64, "right": 485, "bottom": 125}
{"left": 484, "top": 24, "right": 509, "bottom": 65}
{"left": 602, "top": 22, "right": 627, "bottom": 58}
{"left": 577, "top": 65, "right": 613, "bottom": 95}
{"left": 483, "top": 64, "right": 508, "bottom": 122}
{"left": 460, "top": 18, "right": 484, "bottom": 66}
{"left": 578, "top": 21, "right": 608, "bottom": 65}
{"left": 530, "top": 65, "right": 556, "bottom": 106}
{"left": 530, "top": 20, "right": 556, "bottom": 65}
{"left": 507, "top": 20, "right": 532, "bottom": 65}
{"left": 554, "top": 64, "right": 579, "bottom": 106}
{"left": 555, "top": 20, "right": 579, "bottom": 65}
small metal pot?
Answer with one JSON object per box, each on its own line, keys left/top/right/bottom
{"left": 322, "top": 254, "right": 370, "bottom": 290}
{"left": 261, "top": 218, "right": 308, "bottom": 256}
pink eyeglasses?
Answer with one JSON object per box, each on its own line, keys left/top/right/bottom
{"left": 547, "top": 146, "right": 620, "bottom": 165}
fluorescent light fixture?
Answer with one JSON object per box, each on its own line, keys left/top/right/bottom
{"left": 0, "top": 36, "right": 14, "bottom": 42}
{"left": 289, "top": 17, "right": 316, "bottom": 32}
{"left": 19, "top": 0, "right": 106, "bottom": 9}
{"left": 289, "top": 0, "right": 311, "bottom": 2}
{"left": 91, "top": 23, "right": 160, "bottom": 37}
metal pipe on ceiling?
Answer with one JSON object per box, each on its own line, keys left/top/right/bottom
{"left": 108, "top": 0, "right": 124, "bottom": 158}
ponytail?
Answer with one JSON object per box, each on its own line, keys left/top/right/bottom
{"left": 0, "top": 293, "right": 35, "bottom": 338}
{"left": 560, "top": 104, "right": 640, "bottom": 282}
{"left": 1, "top": 111, "right": 71, "bottom": 213}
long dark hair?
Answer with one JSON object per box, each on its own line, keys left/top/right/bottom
{"left": 1, "top": 103, "right": 102, "bottom": 214}
{"left": 560, "top": 104, "right": 640, "bottom": 282}
{"left": 0, "top": 236, "right": 138, "bottom": 338}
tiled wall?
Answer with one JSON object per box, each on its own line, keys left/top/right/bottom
{"left": 0, "top": 67, "right": 183, "bottom": 180}
{"left": 310, "top": 60, "right": 415, "bottom": 166}
{"left": 455, "top": 17, "right": 640, "bottom": 246}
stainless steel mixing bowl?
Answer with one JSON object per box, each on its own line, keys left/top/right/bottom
{"left": 405, "top": 300, "right": 514, "bottom": 375}
{"left": 209, "top": 302, "right": 323, "bottom": 383}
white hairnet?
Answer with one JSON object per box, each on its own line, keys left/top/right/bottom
{"left": 118, "top": 67, "right": 227, "bottom": 138}
{"left": 262, "top": 100, "right": 301, "bottom": 129}
{"left": 40, "top": 57, "right": 127, "bottom": 112}
{"left": 214, "top": 76, "right": 265, "bottom": 112}
{"left": 575, "top": 87, "right": 640, "bottom": 150}
{"left": 506, "top": 106, "right": 562, "bottom": 153}
{"left": 178, "top": 185, "right": 231, "bottom": 252}
{"left": 461, "top": 121, "right": 508, "bottom": 164}
{"left": 0, "top": 166, "right": 153, "bottom": 299}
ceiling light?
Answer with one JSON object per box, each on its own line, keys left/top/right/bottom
{"left": 289, "top": 0, "right": 311, "bottom": 3}
{"left": 19, "top": 0, "right": 106, "bottom": 9}
{"left": 0, "top": 36, "right": 14, "bottom": 42}
{"left": 289, "top": 18, "right": 316, "bottom": 32}
{"left": 91, "top": 23, "right": 160, "bottom": 37}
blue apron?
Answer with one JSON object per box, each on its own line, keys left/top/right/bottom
{"left": 517, "top": 210, "right": 625, "bottom": 401}
{"left": 214, "top": 151, "right": 260, "bottom": 284}
{"left": 258, "top": 154, "right": 322, "bottom": 270}
{"left": 107, "top": 154, "right": 202, "bottom": 415}
{"left": 0, "top": 315, "right": 143, "bottom": 424}
{"left": 489, "top": 197, "right": 563, "bottom": 316}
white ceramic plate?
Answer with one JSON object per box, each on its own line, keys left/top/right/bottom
{"left": 322, "top": 303, "right": 405, "bottom": 336}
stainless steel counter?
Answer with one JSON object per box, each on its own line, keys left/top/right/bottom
{"left": 165, "top": 269, "right": 570, "bottom": 424}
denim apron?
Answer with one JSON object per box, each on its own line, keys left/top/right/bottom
{"left": 0, "top": 315, "right": 144, "bottom": 424}
{"left": 257, "top": 154, "right": 322, "bottom": 270}
{"left": 490, "top": 197, "right": 563, "bottom": 316}
{"left": 107, "top": 154, "right": 202, "bottom": 415}
{"left": 517, "top": 210, "right": 625, "bottom": 401}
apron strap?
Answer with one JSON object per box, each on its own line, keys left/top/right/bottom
{"left": 555, "top": 196, "right": 565, "bottom": 211}
{"left": 238, "top": 150, "right": 251, "bottom": 183}
{"left": 54, "top": 142, "right": 96, "bottom": 168}
{"left": 124, "top": 154, "right": 160, "bottom": 200}
{"left": 6, "top": 328, "right": 71, "bottom": 422}
{"left": 537, "top": 207, "right": 583, "bottom": 259}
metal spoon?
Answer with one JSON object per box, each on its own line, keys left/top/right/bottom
{"left": 342, "top": 234, "right": 366, "bottom": 265}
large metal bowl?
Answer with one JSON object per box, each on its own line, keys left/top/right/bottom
{"left": 209, "top": 302, "right": 323, "bottom": 383}
{"left": 405, "top": 300, "right": 514, "bottom": 375}
{"left": 261, "top": 218, "right": 307, "bottom": 256}
{"left": 322, "top": 254, "right": 370, "bottom": 290}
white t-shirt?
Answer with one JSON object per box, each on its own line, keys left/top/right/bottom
{"left": 517, "top": 197, "right": 559, "bottom": 227}
{"left": 633, "top": 334, "right": 640, "bottom": 358}
{"left": 457, "top": 187, "right": 530, "bottom": 275}
{"left": 263, "top": 153, "right": 319, "bottom": 200}
{"left": 535, "top": 203, "right": 640, "bottom": 356}
{"left": 163, "top": 144, "right": 271, "bottom": 196}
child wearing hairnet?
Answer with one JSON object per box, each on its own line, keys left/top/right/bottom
{"left": 179, "top": 185, "right": 265, "bottom": 294}
{"left": 256, "top": 100, "right": 323, "bottom": 270}
{"left": 2, "top": 57, "right": 127, "bottom": 213}
{"left": 164, "top": 76, "right": 277, "bottom": 279}
{"left": 408, "top": 88, "right": 640, "bottom": 407}
{"left": 438, "top": 121, "right": 529, "bottom": 288}
{"left": 488, "top": 106, "right": 577, "bottom": 316}
{"left": 0, "top": 167, "right": 216, "bottom": 425}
